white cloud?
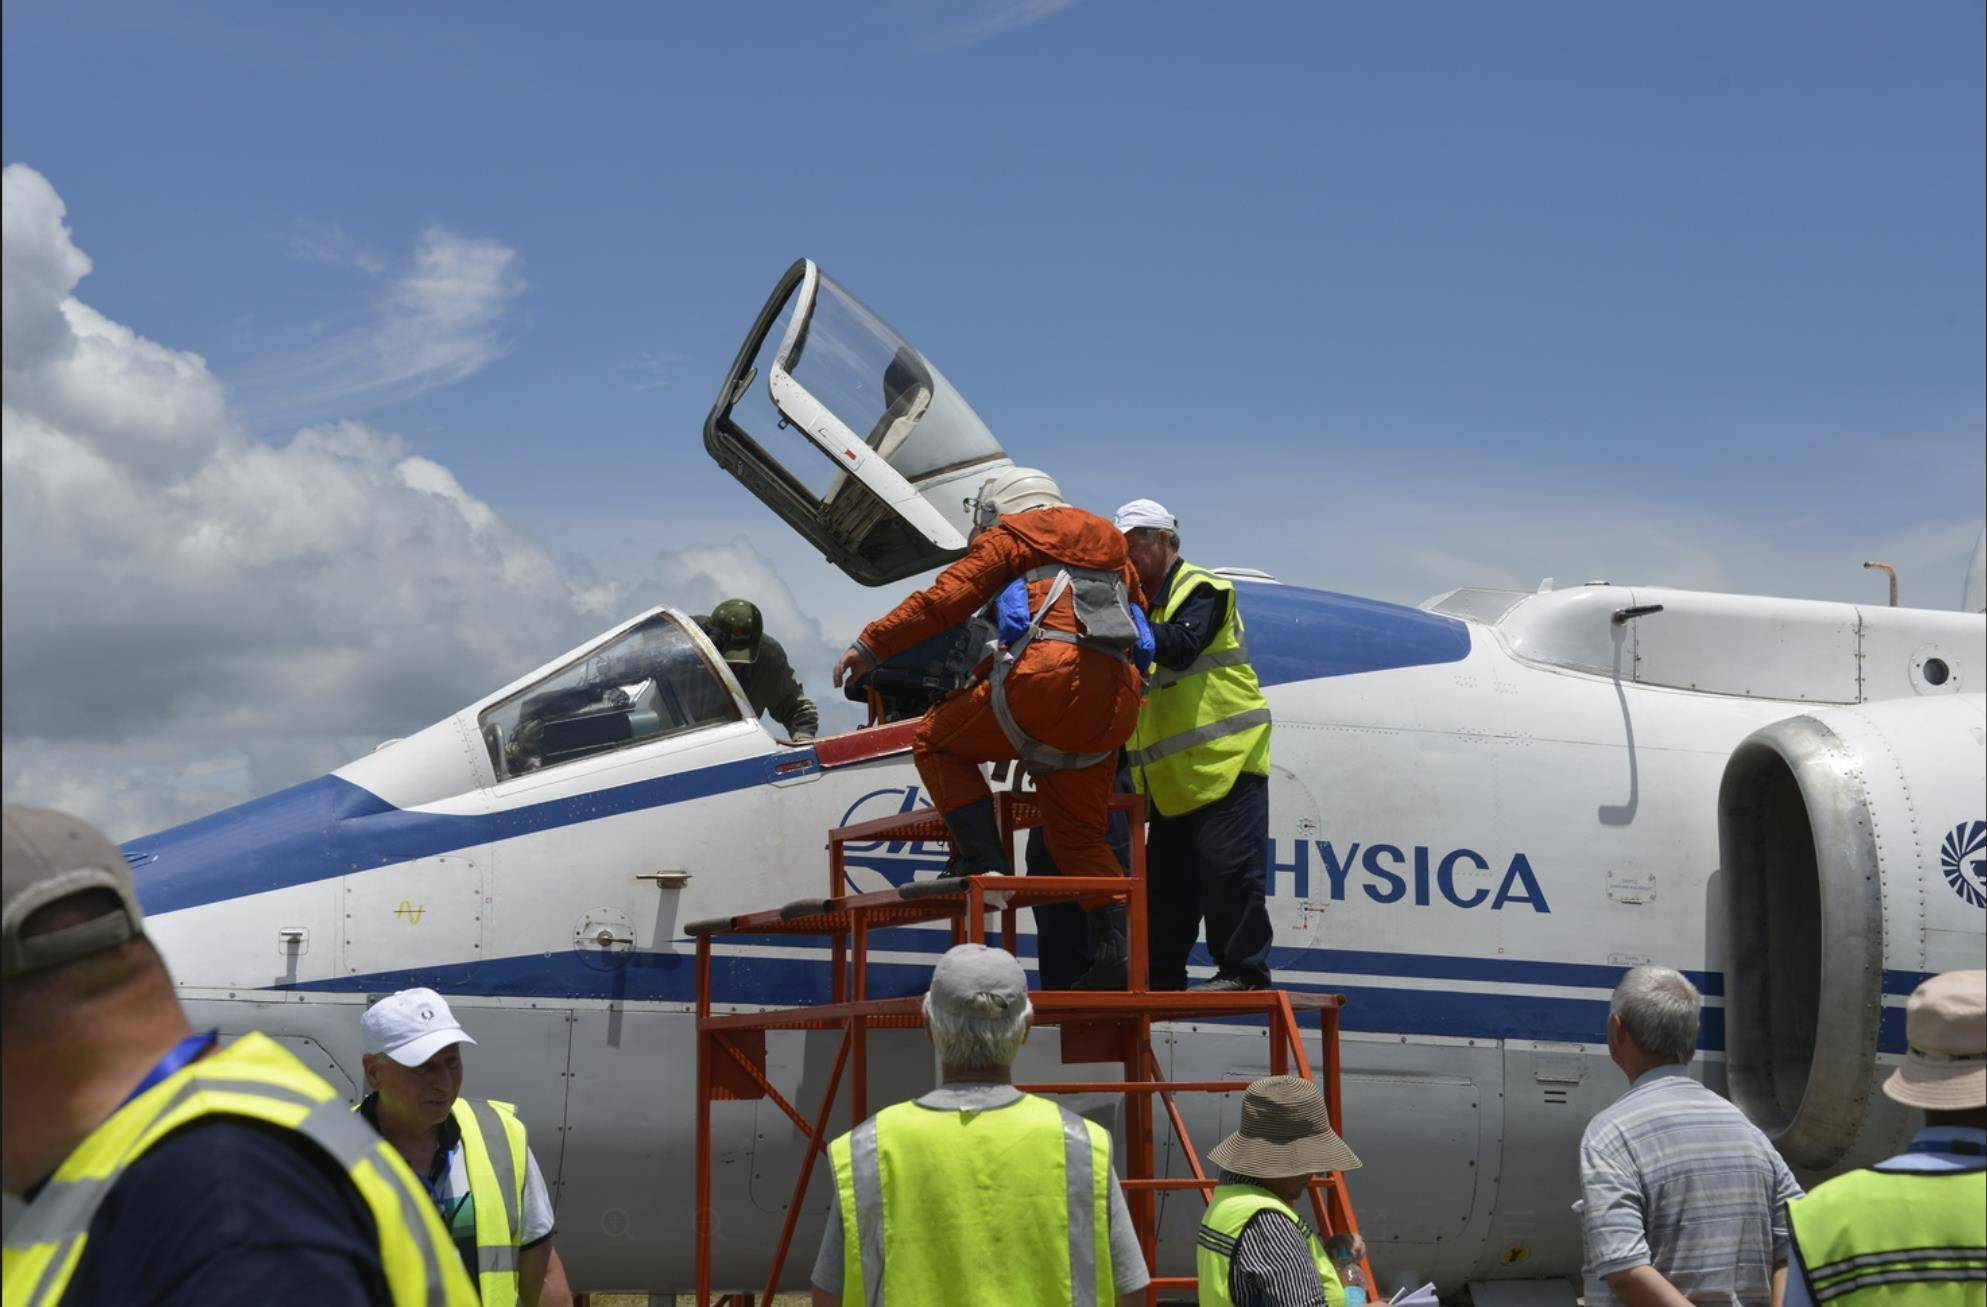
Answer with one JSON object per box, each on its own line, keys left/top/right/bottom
{"left": 1, "top": 164, "right": 880, "bottom": 838}
{"left": 923, "top": 0, "right": 1076, "bottom": 49}
{"left": 1, "top": 165, "right": 92, "bottom": 375}
{"left": 285, "top": 218, "right": 386, "bottom": 275}
{"left": 619, "top": 347, "right": 677, "bottom": 394}
{"left": 1, "top": 165, "right": 703, "bottom": 838}
{"left": 236, "top": 224, "right": 523, "bottom": 426}
{"left": 1074, "top": 451, "right": 1985, "bottom": 614}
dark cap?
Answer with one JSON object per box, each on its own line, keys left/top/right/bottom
{"left": 708, "top": 599, "right": 764, "bottom": 667}
{"left": 1, "top": 805, "right": 146, "bottom": 979}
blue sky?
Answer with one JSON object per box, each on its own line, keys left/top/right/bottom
{"left": 3, "top": 2, "right": 1982, "bottom": 833}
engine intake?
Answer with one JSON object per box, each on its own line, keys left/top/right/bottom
{"left": 1719, "top": 714, "right": 1886, "bottom": 1170}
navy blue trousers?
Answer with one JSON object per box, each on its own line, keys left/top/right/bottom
{"left": 1146, "top": 771, "right": 1273, "bottom": 988}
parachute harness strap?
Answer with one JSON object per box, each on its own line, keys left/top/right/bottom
{"left": 989, "top": 569, "right": 1121, "bottom": 776}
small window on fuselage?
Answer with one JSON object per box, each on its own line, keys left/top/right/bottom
{"left": 479, "top": 613, "right": 740, "bottom": 781}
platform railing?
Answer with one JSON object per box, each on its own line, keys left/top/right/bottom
{"left": 687, "top": 791, "right": 1371, "bottom": 1304}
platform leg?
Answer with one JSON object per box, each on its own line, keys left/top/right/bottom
{"left": 1126, "top": 801, "right": 1148, "bottom": 991}
{"left": 852, "top": 908, "right": 870, "bottom": 1123}
{"left": 759, "top": 1028, "right": 853, "bottom": 1302}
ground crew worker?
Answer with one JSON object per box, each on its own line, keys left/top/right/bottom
{"left": 832, "top": 468, "right": 1146, "bottom": 882}
{"left": 1781, "top": 969, "right": 1986, "bottom": 1306}
{"left": 359, "top": 989, "right": 569, "bottom": 1307}
{"left": 1116, "top": 499, "right": 1275, "bottom": 991}
{"left": 809, "top": 944, "right": 1151, "bottom": 1305}
{"left": 697, "top": 598, "right": 820, "bottom": 740}
{"left": 0, "top": 805, "right": 476, "bottom": 1307}
{"left": 1197, "top": 1076, "right": 1365, "bottom": 1307}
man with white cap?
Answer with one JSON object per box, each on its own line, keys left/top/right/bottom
{"left": 1115, "top": 498, "right": 1275, "bottom": 991}
{"left": 1780, "top": 969, "right": 1986, "bottom": 1307}
{"left": 1, "top": 804, "right": 475, "bottom": 1307}
{"left": 359, "top": 988, "right": 568, "bottom": 1307}
{"left": 1196, "top": 1075, "right": 1366, "bottom": 1306}
{"left": 811, "top": 943, "right": 1151, "bottom": 1305}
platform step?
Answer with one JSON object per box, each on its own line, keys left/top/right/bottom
{"left": 898, "top": 877, "right": 969, "bottom": 900}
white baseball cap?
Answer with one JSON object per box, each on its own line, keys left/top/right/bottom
{"left": 1113, "top": 499, "right": 1178, "bottom": 533}
{"left": 362, "top": 987, "right": 478, "bottom": 1068}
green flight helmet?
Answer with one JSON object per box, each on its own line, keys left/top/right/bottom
{"left": 708, "top": 598, "right": 764, "bottom": 667}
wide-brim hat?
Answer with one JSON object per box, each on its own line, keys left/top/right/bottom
{"left": 1882, "top": 970, "right": 1986, "bottom": 1111}
{"left": 1206, "top": 1075, "right": 1362, "bottom": 1179}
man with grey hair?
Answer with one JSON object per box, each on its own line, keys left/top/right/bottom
{"left": 811, "top": 944, "right": 1150, "bottom": 1305}
{"left": 1579, "top": 965, "right": 1802, "bottom": 1307}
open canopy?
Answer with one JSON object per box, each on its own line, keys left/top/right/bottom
{"left": 703, "top": 259, "right": 1014, "bottom": 585}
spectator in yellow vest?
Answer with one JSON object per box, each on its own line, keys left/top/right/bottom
{"left": 811, "top": 944, "right": 1151, "bottom": 1305}
{"left": 359, "top": 989, "right": 571, "bottom": 1307}
{"left": 1196, "top": 1075, "right": 1366, "bottom": 1307}
{"left": 1, "top": 804, "right": 475, "bottom": 1307}
{"left": 1779, "top": 970, "right": 1986, "bottom": 1307}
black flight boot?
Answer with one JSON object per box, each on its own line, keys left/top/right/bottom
{"left": 936, "top": 797, "right": 1012, "bottom": 879}
{"left": 1069, "top": 904, "right": 1128, "bottom": 990}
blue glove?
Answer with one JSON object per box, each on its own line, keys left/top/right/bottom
{"left": 995, "top": 578, "right": 1033, "bottom": 647}
{"left": 1131, "top": 603, "right": 1156, "bottom": 672}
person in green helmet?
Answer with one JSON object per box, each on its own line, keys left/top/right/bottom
{"left": 695, "top": 598, "right": 820, "bottom": 741}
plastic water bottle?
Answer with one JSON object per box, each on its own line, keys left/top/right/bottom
{"left": 1329, "top": 1238, "right": 1368, "bottom": 1306}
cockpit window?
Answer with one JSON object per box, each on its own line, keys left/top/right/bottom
{"left": 479, "top": 613, "right": 740, "bottom": 780}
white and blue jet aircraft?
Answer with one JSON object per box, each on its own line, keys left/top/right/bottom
{"left": 116, "top": 260, "right": 1987, "bottom": 1299}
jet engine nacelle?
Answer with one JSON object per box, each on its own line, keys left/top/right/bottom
{"left": 1718, "top": 693, "right": 1986, "bottom": 1171}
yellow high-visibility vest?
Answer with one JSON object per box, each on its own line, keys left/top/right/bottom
{"left": 450, "top": 1097, "right": 530, "bottom": 1307}
{"left": 1786, "top": 1163, "right": 1986, "bottom": 1305}
{"left": 1128, "top": 563, "right": 1271, "bottom": 817}
{"left": 1195, "top": 1182, "right": 1345, "bottom": 1307}
{"left": 1, "top": 1032, "right": 477, "bottom": 1307}
{"left": 828, "top": 1092, "right": 1116, "bottom": 1305}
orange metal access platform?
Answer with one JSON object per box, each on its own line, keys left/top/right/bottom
{"left": 685, "top": 791, "right": 1371, "bottom": 1304}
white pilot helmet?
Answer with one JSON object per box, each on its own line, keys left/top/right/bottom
{"left": 968, "top": 466, "right": 1064, "bottom": 530}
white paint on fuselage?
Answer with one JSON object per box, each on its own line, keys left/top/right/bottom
{"left": 139, "top": 588, "right": 1987, "bottom": 1296}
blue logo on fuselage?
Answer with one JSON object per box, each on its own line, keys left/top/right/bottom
{"left": 837, "top": 786, "right": 953, "bottom": 889}
{"left": 1942, "top": 820, "right": 1987, "bottom": 908}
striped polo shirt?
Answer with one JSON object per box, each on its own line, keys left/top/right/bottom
{"left": 1580, "top": 1064, "right": 1804, "bottom": 1306}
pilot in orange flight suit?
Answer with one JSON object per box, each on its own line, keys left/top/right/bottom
{"left": 833, "top": 468, "right": 1146, "bottom": 883}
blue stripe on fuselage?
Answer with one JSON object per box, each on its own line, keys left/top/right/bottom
{"left": 276, "top": 943, "right": 1732, "bottom": 1050}
{"left": 121, "top": 583, "right": 1461, "bottom": 917}
{"left": 268, "top": 937, "right": 1927, "bottom": 1055}
{"left": 126, "top": 753, "right": 797, "bottom": 916}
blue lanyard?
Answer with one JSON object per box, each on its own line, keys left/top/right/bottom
{"left": 120, "top": 1029, "right": 219, "bottom": 1109}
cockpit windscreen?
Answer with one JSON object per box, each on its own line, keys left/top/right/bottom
{"left": 479, "top": 613, "right": 741, "bottom": 780}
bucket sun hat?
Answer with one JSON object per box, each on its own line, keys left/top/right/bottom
{"left": 1881, "top": 969, "right": 1986, "bottom": 1111}
{"left": 1206, "top": 1076, "right": 1362, "bottom": 1180}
